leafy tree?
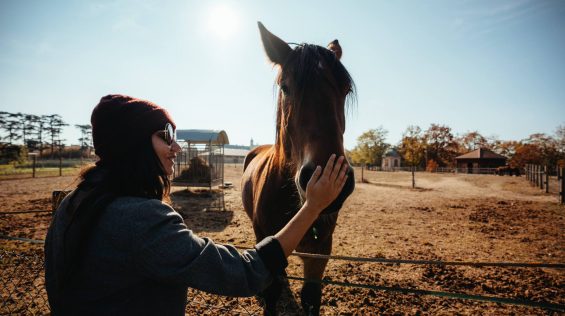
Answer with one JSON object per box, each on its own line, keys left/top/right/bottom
{"left": 349, "top": 127, "right": 389, "bottom": 167}
{"left": 75, "top": 124, "right": 93, "bottom": 158}
{"left": 45, "top": 114, "right": 68, "bottom": 157}
{"left": 524, "top": 133, "right": 560, "bottom": 167}
{"left": 510, "top": 143, "right": 542, "bottom": 167}
{"left": 0, "top": 143, "right": 28, "bottom": 165}
{"left": 0, "top": 112, "right": 22, "bottom": 145}
{"left": 23, "top": 114, "right": 42, "bottom": 151}
{"left": 555, "top": 124, "right": 565, "bottom": 156}
{"left": 423, "top": 124, "right": 458, "bottom": 167}
{"left": 398, "top": 125, "right": 425, "bottom": 188}
{"left": 491, "top": 140, "right": 520, "bottom": 165}
{"left": 426, "top": 159, "right": 439, "bottom": 172}
{"left": 457, "top": 131, "right": 489, "bottom": 153}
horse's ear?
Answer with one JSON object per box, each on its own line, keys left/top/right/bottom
{"left": 258, "top": 22, "right": 292, "bottom": 65}
{"left": 327, "top": 39, "right": 342, "bottom": 60}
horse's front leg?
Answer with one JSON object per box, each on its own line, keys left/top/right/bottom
{"left": 301, "top": 256, "right": 329, "bottom": 316}
{"left": 258, "top": 279, "right": 283, "bottom": 316}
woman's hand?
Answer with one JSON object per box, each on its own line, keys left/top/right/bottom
{"left": 303, "top": 154, "right": 349, "bottom": 214}
{"left": 274, "top": 154, "right": 349, "bottom": 257}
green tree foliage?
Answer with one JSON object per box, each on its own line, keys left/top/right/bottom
{"left": 0, "top": 144, "right": 28, "bottom": 165}
{"left": 349, "top": 127, "right": 389, "bottom": 166}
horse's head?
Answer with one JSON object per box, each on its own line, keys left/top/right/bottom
{"left": 258, "top": 22, "right": 355, "bottom": 214}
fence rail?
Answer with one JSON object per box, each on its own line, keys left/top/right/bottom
{"left": 1, "top": 239, "right": 564, "bottom": 314}
{"left": 0, "top": 158, "right": 95, "bottom": 180}
{"left": 525, "top": 164, "right": 565, "bottom": 204}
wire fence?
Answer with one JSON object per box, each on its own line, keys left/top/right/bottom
{"left": 1, "top": 240, "right": 564, "bottom": 315}
{"left": 0, "top": 158, "right": 95, "bottom": 180}
{"left": 525, "top": 164, "right": 565, "bottom": 203}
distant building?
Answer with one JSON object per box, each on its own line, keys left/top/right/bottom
{"left": 455, "top": 148, "right": 507, "bottom": 173}
{"left": 381, "top": 147, "right": 401, "bottom": 171}
{"left": 224, "top": 146, "right": 250, "bottom": 164}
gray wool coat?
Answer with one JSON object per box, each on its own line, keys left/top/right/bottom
{"left": 45, "top": 193, "right": 287, "bottom": 315}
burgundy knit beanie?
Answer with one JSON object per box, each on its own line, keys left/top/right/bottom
{"left": 91, "top": 94, "right": 176, "bottom": 166}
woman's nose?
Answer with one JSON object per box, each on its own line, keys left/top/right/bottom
{"left": 171, "top": 140, "right": 182, "bottom": 152}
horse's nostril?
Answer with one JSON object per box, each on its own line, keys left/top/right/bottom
{"left": 298, "top": 164, "right": 316, "bottom": 192}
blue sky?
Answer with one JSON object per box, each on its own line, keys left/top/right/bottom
{"left": 1, "top": 0, "right": 564, "bottom": 149}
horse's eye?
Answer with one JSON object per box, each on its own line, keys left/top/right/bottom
{"left": 280, "top": 84, "right": 289, "bottom": 95}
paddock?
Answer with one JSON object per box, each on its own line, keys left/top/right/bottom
{"left": 0, "top": 168, "right": 563, "bottom": 314}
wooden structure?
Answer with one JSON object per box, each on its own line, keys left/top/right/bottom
{"left": 381, "top": 147, "right": 401, "bottom": 171}
{"left": 526, "top": 164, "right": 565, "bottom": 204}
{"left": 173, "top": 129, "right": 228, "bottom": 210}
{"left": 455, "top": 148, "right": 506, "bottom": 174}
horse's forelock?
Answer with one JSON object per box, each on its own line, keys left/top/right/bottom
{"left": 273, "top": 43, "right": 356, "bottom": 170}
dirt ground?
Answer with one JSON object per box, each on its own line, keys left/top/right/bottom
{"left": 1, "top": 166, "right": 564, "bottom": 315}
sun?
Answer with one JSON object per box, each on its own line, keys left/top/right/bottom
{"left": 207, "top": 4, "right": 240, "bottom": 39}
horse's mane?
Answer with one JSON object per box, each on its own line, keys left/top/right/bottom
{"left": 273, "top": 43, "right": 357, "bottom": 171}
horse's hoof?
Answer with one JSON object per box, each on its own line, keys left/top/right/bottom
{"left": 300, "top": 282, "right": 322, "bottom": 316}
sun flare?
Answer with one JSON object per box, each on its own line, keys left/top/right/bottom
{"left": 207, "top": 4, "right": 239, "bottom": 39}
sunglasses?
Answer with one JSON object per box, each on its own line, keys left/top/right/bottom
{"left": 160, "top": 123, "right": 177, "bottom": 146}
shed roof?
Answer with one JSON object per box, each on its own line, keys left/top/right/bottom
{"left": 176, "top": 129, "right": 229, "bottom": 145}
{"left": 455, "top": 148, "right": 506, "bottom": 160}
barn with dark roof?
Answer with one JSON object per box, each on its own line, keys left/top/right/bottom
{"left": 455, "top": 148, "right": 507, "bottom": 174}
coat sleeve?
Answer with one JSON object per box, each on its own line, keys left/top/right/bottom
{"left": 123, "top": 199, "right": 287, "bottom": 297}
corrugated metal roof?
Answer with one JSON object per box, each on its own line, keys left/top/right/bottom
{"left": 455, "top": 148, "right": 506, "bottom": 160}
{"left": 176, "top": 129, "right": 229, "bottom": 144}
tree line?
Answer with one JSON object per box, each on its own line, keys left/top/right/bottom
{"left": 348, "top": 123, "right": 565, "bottom": 170}
{"left": 0, "top": 111, "right": 92, "bottom": 163}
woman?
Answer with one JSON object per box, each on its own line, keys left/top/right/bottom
{"left": 44, "top": 94, "right": 348, "bottom": 315}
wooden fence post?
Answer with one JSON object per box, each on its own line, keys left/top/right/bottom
{"left": 537, "top": 165, "right": 541, "bottom": 188}
{"left": 545, "top": 166, "right": 549, "bottom": 193}
{"left": 31, "top": 155, "right": 36, "bottom": 178}
{"left": 540, "top": 165, "right": 544, "bottom": 190}
{"left": 526, "top": 164, "right": 529, "bottom": 181}
{"left": 557, "top": 167, "right": 565, "bottom": 204}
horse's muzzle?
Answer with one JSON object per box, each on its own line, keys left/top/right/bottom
{"left": 298, "top": 163, "right": 355, "bottom": 214}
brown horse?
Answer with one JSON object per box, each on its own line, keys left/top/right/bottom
{"left": 241, "top": 22, "right": 356, "bottom": 316}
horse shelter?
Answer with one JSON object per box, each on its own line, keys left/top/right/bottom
{"left": 172, "top": 129, "right": 229, "bottom": 210}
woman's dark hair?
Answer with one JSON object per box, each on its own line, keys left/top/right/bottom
{"left": 61, "top": 136, "right": 171, "bottom": 288}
